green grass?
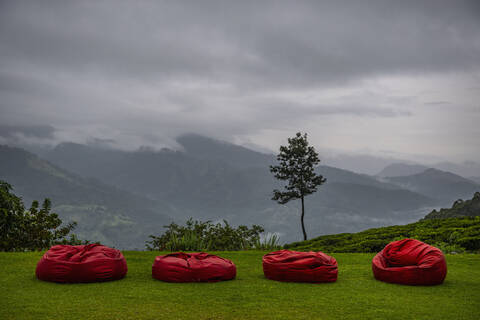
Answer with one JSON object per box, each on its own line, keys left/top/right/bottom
{"left": 1, "top": 251, "right": 479, "bottom": 320}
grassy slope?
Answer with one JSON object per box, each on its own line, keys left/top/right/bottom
{"left": 285, "top": 217, "right": 480, "bottom": 253}
{"left": 1, "top": 251, "right": 479, "bottom": 320}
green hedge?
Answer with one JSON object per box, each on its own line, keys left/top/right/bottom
{"left": 285, "top": 216, "right": 480, "bottom": 253}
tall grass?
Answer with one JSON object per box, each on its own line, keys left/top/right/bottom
{"left": 254, "top": 233, "right": 281, "bottom": 250}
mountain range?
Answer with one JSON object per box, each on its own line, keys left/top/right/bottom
{"left": 0, "top": 145, "right": 171, "bottom": 249}
{"left": 1, "top": 134, "right": 478, "bottom": 248}
{"left": 382, "top": 168, "right": 479, "bottom": 205}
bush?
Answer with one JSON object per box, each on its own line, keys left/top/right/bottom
{"left": 0, "top": 180, "right": 86, "bottom": 251}
{"left": 457, "top": 236, "right": 480, "bottom": 251}
{"left": 146, "top": 218, "right": 279, "bottom": 251}
{"left": 432, "top": 242, "right": 466, "bottom": 254}
{"left": 357, "top": 239, "right": 388, "bottom": 252}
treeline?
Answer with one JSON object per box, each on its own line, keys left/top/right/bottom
{"left": 285, "top": 216, "right": 480, "bottom": 253}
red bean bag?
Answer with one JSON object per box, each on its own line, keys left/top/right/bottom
{"left": 36, "top": 244, "right": 128, "bottom": 283}
{"left": 263, "top": 250, "right": 338, "bottom": 283}
{"left": 372, "top": 239, "right": 447, "bottom": 285}
{"left": 152, "top": 252, "right": 236, "bottom": 282}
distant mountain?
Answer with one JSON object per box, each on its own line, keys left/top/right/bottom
{"left": 177, "top": 133, "right": 275, "bottom": 168}
{"left": 434, "top": 161, "right": 480, "bottom": 179}
{"left": 40, "top": 135, "right": 438, "bottom": 243}
{"left": 384, "top": 168, "right": 480, "bottom": 205}
{"left": 469, "top": 177, "right": 480, "bottom": 185}
{"left": 423, "top": 192, "right": 480, "bottom": 219}
{"left": 321, "top": 152, "right": 406, "bottom": 176}
{"left": 377, "top": 163, "right": 429, "bottom": 177}
{"left": 0, "top": 145, "right": 172, "bottom": 249}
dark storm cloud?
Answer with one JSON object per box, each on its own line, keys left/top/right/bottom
{"left": 1, "top": 0, "right": 479, "bottom": 87}
{"left": 0, "top": 0, "right": 479, "bottom": 159}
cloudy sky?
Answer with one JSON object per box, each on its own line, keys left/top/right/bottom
{"left": 1, "top": 0, "right": 479, "bottom": 163}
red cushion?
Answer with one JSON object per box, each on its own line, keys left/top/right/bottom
{"left": 263, "top": 250, "right": 338, "bottom": 283}
{"left": 36, "top": 244, "right": 128, "bottom": 283}
{"left": 372, "top": 239, "right": 447, "bottom": 285}
{"left": 152, "top": 252, "right": 236, "bottom": 282}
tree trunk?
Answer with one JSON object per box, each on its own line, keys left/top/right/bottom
{"left": 301, "top": 195, "right": 307, "bottom": 241}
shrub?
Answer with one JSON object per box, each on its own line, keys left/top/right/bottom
{"left": 457, "top": 236, "right": 480, "bottom": 251}
{"left": 146, "top": 218, "right": 278, "bottom": 251}
{"left": 357, "top": 239, "right": 388, "bottom": 252}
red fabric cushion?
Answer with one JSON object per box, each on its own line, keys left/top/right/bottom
{"left": 372, "top": 239, "right": 447, "bottom": 285}
{"left": 263, "top": 250, "right": 338, "bottom": 283}
{"left": 36, "top": 244, "right": 128, "bottom": 283}
{"left": 152, "top": 252, "right": 236, "bottom": 282}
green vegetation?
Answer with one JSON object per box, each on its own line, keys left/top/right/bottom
{"left": 270, "top": 132, "right": 326, "bottom": 240}
{"left": 424, "top": 192, "right": 480, "bottom": 219}
{"left": 285, "top": 216, "right": 480, "bottom": 253}
{"left": 146, "top": 219, "right": 280, "bottom": 251}
{"left": 1, "top": 251, "right": 479, "bottom": 319}
{"left": 0, "top": 180, "right": 83, "bottom": 251}
{"left": 0, "top": 145, "right": 172, "bottom": 249}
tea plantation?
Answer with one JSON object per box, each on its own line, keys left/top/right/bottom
{"left": 285, "top": 216, "right": 480, "bottom": 253}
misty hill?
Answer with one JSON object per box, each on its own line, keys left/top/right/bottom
{"left": 40, "top": 135, "right": 437, "bottom": 243}
{"left": 383, "top": 168, "right": 480, "bottom": 205}
{"left": 0, "top": 145, "right": 172, "bottom": 249}
{"left": 434, "top": 161, "right": 480, "bottom": 179}
{"left": 470, "top": 177, "right": 480, "bottom": 185}
{"left": 377, "top": 163, "right": 429, "bottom": 177}
{"left": 177, "top": 133, "right": 275, "bottom": 168}
{"left": 423, "top": 192, "right": 480, "bottom": 220}
{"left": 376, "top": 161, "right": 480, "bottom": 180}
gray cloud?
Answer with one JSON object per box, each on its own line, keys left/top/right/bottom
{"left": 0, "top": 124, "right": 55, "bottom": 140}
{"left": 0, "top": 0, "right": 479, "bottom": 161}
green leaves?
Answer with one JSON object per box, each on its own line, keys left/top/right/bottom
{"left": 269, "top": 132, "right": 326, "bottom": 203}
{"left": 0, "top": 180, "right": 83, "bottom": 251}
{"left": 145, "top": 218, "right": 273, "bottom": 251}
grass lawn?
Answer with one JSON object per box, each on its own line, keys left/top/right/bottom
{"left": 1, "top": 251, "right": 479, "bottom": 320}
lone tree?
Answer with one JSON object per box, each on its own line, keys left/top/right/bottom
{"left": 270, "top": 132, "right": 326, "bottom": 241}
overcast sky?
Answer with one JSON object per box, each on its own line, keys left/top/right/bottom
{"left": 1, "top": 0, "right": 479, "bottom": 163}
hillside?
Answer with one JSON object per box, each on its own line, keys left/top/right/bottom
{"left": 383, "top": 168, "right": 479, "bottom": 205}
{"left": 41, "top": 136, "right": 437, "bottom": 243}
{"left": 376, "top": 161, "right": 480, "bottom": 179}
{"left": 434, "top": 161, "right": 480, "bottom": 179}
{"left": 285, "top": 216, "right": 480, "bottom": 253}
{"left": 177, "top": 133, "right": 275, "bottom": 168}
{"left": 423, "top": 192, "right": 480, "bottom": 219}
{"left": 0, "top": 145, "right": 172, "bottom": 248}
{"left": 470, "top": 177, "right": 480, "bottom": 185}
{"left": 376, "top": 163, "right": 428, "bottom": 177}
